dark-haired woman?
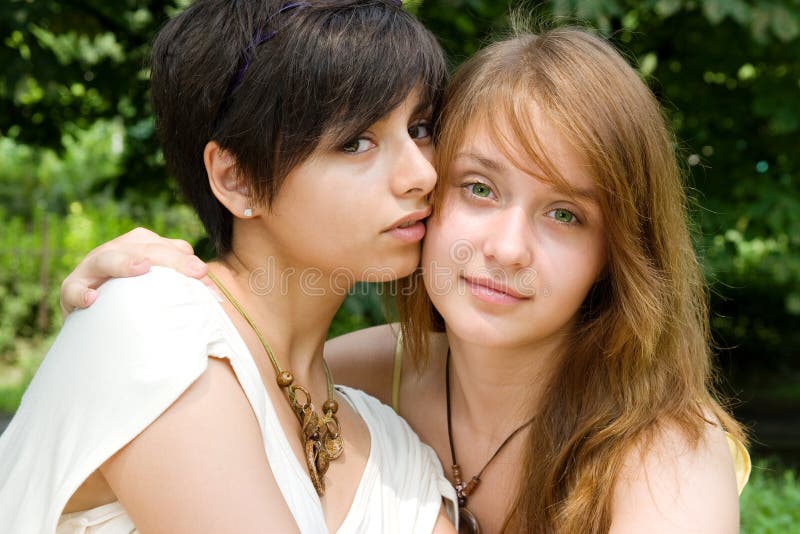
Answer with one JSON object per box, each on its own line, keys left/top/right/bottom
{"left": 0, "top": 1, "right": 456, "bottom": 532}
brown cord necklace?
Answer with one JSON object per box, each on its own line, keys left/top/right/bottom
{"left": 446, "top": 349, "right": 534, "bottom": 534}
{"left": 209, "top": 271, "right": 343, "bottom": 496}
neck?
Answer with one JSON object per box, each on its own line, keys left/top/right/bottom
{"left": 445, "top": 332, "right": 564, "bottom": 440}
{"left": 210, "top": 242, "right": 347, "bottom": 382}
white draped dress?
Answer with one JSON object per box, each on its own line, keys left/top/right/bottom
{"left": 0, "top": 267, "right": 456, "bottom": 533}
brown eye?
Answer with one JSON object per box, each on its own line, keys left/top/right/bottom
{"left": 341, "top": 138, "right": 374, "bottom": 154}
{"left": 408, "top": 121, "right": 432, "bottom": 140}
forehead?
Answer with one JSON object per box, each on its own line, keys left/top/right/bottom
{"left": 373, "top": 85, "right": 432, "bottom": 124}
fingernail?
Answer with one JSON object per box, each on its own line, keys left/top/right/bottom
{"left": 188, "top": 258, "right": 207, "bottom": 275}
{"left": 83, "top": 289, "right": 97, "bottom": 306}
{"left": 131, "top": 258, "right": 149, "bottom": 269}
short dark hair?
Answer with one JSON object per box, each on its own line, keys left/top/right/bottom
{"left": 151, "top": 0, "right": 448, "bottom": 254}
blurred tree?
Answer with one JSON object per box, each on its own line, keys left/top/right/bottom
{"left": 0, "top": 0, "right": 187, "bottom": 206}
{"left": 1, "top": 0, "right": 798, "bottom": 378}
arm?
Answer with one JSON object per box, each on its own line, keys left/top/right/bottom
{"left": 102, "top": 357, "right": 299, "bottom": 533}
{"left": 609, "top": 419, "right": 740, "bottom": 533}
{"left": 432, "top": 504, "right": 457, "bottom": 534}
{"left": 4, "top": 269, "right": 295, "bottom": 532}
{"left": 324, "top": 323, "right": 400, "bottom": 406}
{"left": 60, "top": 227, "right": 207, "bottom": 315}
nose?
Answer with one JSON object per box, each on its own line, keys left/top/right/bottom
{"left": 482, "top": 207, "right": 534, "bottom": 268}
{"left": 389, "top": 139, "right": 437, "bottom": 199}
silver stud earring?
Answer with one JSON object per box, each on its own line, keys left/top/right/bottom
{"left": 243, "top": 208, "right": 253, "bottom": 217}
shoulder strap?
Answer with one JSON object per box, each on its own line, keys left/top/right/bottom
{"left": 391, "top": 331, "right": 403, "bottom": 413}
{"left": 724, "top": 431, "right": 751, "bottom": 495}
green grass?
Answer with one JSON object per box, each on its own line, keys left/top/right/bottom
{"left": 0, "top": 337, "right": 50, "bottom": 414}
{"left": 741, "top": 458, "right": 800, "bottom": 533}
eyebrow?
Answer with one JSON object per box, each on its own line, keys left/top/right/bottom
{"left": 454, "top": 152, "right": 509, "bottom": 173}
{"left": 412, "top": 100, "right": 433, "bottom": 118}
{"left": 455, "top": 151, "right": 599, "bottom": 204}
{"left": 564, "top": 185, "right": 599, "bottom": 204}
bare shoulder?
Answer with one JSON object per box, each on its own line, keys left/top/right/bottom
{"left": 101, "top": 357, "right": 299, "bottom": 533}
{"left": 324, "top": 323, "right": 400, "bottom": 405}
{"left": 610, "top": 413, "right": 740, "bottom": 534}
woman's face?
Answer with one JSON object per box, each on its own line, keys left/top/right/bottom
{"left": 421, "top": 114, "right": 607, "bottom": 350}
{"left": 257, "top": 87, "right": 436, "bottom": 284}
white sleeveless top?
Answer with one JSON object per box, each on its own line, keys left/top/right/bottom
{"left": 0, "top": 267, "right": 456, "bottom": 533}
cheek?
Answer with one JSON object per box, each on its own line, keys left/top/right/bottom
{"left": 421, "top": 144, "right": 435, "bottom": 165}
{"left": 549, "top": 240, "right": 606, "bottom": 302}
{"left": 422, "top": 202, "right": 473, "bottom": 264}
{"left": 421, "top": 216, "right": 449, "bottom": 267}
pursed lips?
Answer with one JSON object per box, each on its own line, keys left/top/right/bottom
{"left": 384, "top": 207, "right": 432, "bottom": 233}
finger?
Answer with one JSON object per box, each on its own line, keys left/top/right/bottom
{"left": 175, "top": 255, "right": 208, "bottom": 279}
{"left": 168, "top": 238, "right": 195, "bottom": 255}
{"left": 120, "top": 227, "right": 162, "bottom": 243}
{"left": 60, "top": 282, "right": 97, "bottom": 317}
{"left": 130, "top": 243, "right": 205, "bottom": 278}
{"left": 60, "top": 249, "right": 150, "bottom": 317}
{"left": 85, "top": 249, "right": 152, "bottom": 287}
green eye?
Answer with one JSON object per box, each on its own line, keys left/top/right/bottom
{"left": 469, "top": 183, "right": 492, "bottom": 198}
{"left": 551, "top": 208, "right": 576, "bottom": 224}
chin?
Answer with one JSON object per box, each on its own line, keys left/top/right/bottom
{"left": 438, "top": 304, "right": 533, "bottom": 347}
{"left": 350, "top": 256, "right": 419, "bottom": 284}
{"left": 384, "top": 248, "right": 422, "bottom": 279}
{"left": 394, "top": 257, "right": 421, "bottom": 279}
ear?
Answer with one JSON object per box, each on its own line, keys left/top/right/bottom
{"left": 204, "top": 141, "right": 256, "bottom": 218}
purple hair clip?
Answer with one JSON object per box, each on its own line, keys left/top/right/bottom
{"left": 226, "top": 1, "right": 308, "bottom": 96}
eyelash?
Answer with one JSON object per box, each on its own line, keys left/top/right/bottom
{"left": 409, "top": 120, "right": 433, "bottom": 141}
{"left": 340, "top": 118, "right": 434, "bottom": 155}
{"left": 462, "top": 181, "right": 496, "bottom": 200}
{"left": 340, "top": 137, "right": 375, "bottom": 154}
{"left": 546, "top": 207, "right": 581, "bottom": 225}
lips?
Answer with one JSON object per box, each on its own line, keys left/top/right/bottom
{"left": 461, "top": 275, "right": 532, "bottom": 300}
{"left": 384, "top": 207, "right": 433, "bottom": 233}
{"left": 382, "top": 207, "right": 432, "bottom": 244}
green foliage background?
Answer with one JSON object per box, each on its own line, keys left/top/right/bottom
{"left": 1, "top": 0, "right": 798, "bottom": 527}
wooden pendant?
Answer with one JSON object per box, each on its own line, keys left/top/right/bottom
{"left": 458, "top": 507, "right": 481, "bottom": 534}
{"left": 305, "top": 439, "right": 325, "bottom": 495}
{"left": 299, "top": 403, "right": 345, "bottom": 496}
{"left": 324, "top": 433, "right": 344, "bottom": 459}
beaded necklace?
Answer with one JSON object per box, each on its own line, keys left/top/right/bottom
{"left": 209, "top": 271, "right": 342, "bottom": 496}
{"left": 445, "top": 349, "right": 534, "bottom": 534}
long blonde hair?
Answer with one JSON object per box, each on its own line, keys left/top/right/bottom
{"left": 398, "top": 26, "right": 744, "bottom": 533}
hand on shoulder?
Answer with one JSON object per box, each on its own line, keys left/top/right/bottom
{"left": 60, "top": 227, "right": 209, "bottom": 316}
{"left": 610, "top": 416, "right": 740, "bottom": 533}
